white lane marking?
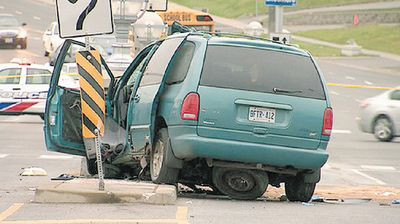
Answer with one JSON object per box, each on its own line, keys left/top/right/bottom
{"left": 38, "top": 155, "right": 74, "bottom": 160}
{"left": 345, "top": 76, "right": 355, "bottom": 80}
{"left": 360, "top": 165, "right": 396, "bottom": 171}
{"left": 364, "top": 81, "right": 373, "bottom": 85}
{"left": 332, "top": 130, "right": 352, "bottom": 134}
{"left": 351, "top": 169, "right": 386, "bottom": 185}
{"left": 0, "top": 154, "right": 9, "bottom": 158}
{"left": 15, "top": 10, "right": 22, "bottom": 15}
{"left": 330, "top": 91, "right": 339, "bottom": 96}
{"left": 33, "top": 16, "right": 41, "bottom": 21}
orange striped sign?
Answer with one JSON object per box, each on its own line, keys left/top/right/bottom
{"left": 76, "top": 50, "right": 105, "bottom": 138}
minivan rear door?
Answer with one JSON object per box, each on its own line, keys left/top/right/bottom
{"left": 197, "top": 45, "right": 327, "bottom": 150}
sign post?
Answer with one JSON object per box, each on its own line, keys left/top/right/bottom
{"left": 76, "top": 50, "right": 106, "bottom": 191}
{"left": 265, "top": 0, "right": 296, "bottom": 43}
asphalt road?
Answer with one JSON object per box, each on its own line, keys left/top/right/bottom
{"left": 0, "top": 0, "right": 400, "bottom": 223}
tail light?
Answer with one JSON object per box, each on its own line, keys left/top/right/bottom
{"left": 360, "top": 100, "right": 370, "bottom": 108}
{"left": 322, "top": 108, "right": 333, "bottom": 136}
{"left": 181, "top": 93, "right": 200, "bottom": 121}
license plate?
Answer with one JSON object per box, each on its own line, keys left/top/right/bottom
{"left": 249, "top": 107, "right": 276, "bottom": 123}
{"left": 4, "top": 38, "right": 13, "bottom": 43}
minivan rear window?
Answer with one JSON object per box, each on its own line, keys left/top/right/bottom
{"left": 200, "top": 45, "right": 326, "bottom": 100}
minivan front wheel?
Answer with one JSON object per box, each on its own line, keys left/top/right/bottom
{"left": 285, "top": 176, "right": 316, "bottom": 202}
{"left": 150, "top": 128, "right": 179, "bottom": 184}
{"left": 212, "top": 167, "right": 268, "bottom": 200}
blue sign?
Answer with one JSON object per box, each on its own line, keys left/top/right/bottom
{"left": 265, "top": 0, "right": 296, "bottom": 7}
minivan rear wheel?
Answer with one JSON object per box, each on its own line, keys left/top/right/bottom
{"left": 373, "top": 116, "right": 394, "bottom": 142}
{"left": 285, "top": 176, "right": 316, "bottom": 202}
{"left": 212, "top": 167, "right": 268, "bottom": 200}
{"left": 150, "top": 128, "right": 179, "bottom": 184}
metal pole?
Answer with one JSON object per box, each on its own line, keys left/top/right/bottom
{"left": 94, "top": 129, "right": 105, "bottom": 191}
{"left": 275, "top": 6, "right": 283, "bottom": 33}
{"left": 85, "top": 36, "right": 90, "bottom": 51}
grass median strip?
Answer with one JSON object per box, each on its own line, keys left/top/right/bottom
{"left": 296, "top": 24, "right": 400, "bottom": 56}
{"left": 171, "top": 0, "right": 385, "bottom": 18}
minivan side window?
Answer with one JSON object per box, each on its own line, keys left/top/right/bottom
{"left": 390, "top": 90, "right": 400, "bottom": 101}
{"left": 0, "top": 68, "right": 21, "bottom": 84}
{"left": 139, "top": 37, "right": 185, "bottom": 87}
{"left": 165, "top": 41, "right": 196, "bottom": 85}
{"left": 200, "top": 46, "right": 326, "bottom": 100}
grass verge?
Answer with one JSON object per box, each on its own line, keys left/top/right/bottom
{"left": 296, "top": 24, "right": 400, "bottom": 55}
{"left": 170, "top": 0, "right": 394, "bottom": 18}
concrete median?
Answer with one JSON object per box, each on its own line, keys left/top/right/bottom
{"left": 34, "top": 179, "right": 177, "bottom": 205}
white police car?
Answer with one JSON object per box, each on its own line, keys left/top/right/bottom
{"left": 0, "top": 59, "right": 79, "bottom": 119}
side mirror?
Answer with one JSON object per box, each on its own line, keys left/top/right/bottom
{"left": 22, "top": 22, "right": 27, "bottom": 26}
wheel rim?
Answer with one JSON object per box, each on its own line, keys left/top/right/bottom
{"left": 375, "top": 118, "right": 392, "bottom": 139}
{"left": 224, "top": 171, "right": 255, "bottom": 192}
{"left": 152, "top": 139, "right": 164, "bottom": 178}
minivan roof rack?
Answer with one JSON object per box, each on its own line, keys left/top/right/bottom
{"left": 171, "top": 21, "right": 297, "bottom": 47}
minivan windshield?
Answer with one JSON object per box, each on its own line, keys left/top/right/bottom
{"left": 200, "top": 45, "right": 326, "bottom": 100}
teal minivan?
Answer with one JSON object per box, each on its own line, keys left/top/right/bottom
{"left": 44, "top": 32, "right": 332, "bottom": 201}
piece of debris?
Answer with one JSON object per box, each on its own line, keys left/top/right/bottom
{"left": 28, "top": 187, "right": 36, "bottom": 191}
{"left": 311, "top": 196, "right": 324, "bottom": 202}
{"left": 302, "top": 202, "right": 315, "bottom": 206}
{"left": 392, "top": 200, "right": 400, "bottom": 205}
{"left": 279, "top": 195, "right": 287, "bottom": 201}
{"left": 20, "top": 167, "right": 47, "bottom": 176}
{"left": 51, "top": 174, "right": 75, "bottom": 181}
{"left": 186, "top": 200, "right": 193, "bottom": 205}
{"left": 382, "top": 192, "right": 396, "bottom": 197}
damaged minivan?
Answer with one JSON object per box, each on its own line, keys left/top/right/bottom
{"left": 44, "top": 32, "right": 332, "bottom": 201}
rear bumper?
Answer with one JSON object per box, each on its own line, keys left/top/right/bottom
{"left": 169, "top": 126, "right": 329, "bottom": 170}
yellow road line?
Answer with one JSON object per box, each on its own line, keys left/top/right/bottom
{"left": 327, "top": 83, "right": 398, "bottom": 91}
{"left": 0, "top": 203, "right": 24, "bottom": 222}
{"left": 176, "top": 206, "right": 189, "bottom": 224}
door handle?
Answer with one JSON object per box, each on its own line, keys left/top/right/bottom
{"left": 12, "top": 88, "right": 21, "bottom": 90}
{"left": 134, "top": 94, "right": 141, "bottom": 103}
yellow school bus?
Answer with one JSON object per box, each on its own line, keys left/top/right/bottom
{"left": 158, "top": 10, "right": 216, "bottom": 34}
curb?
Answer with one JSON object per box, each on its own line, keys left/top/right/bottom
{"left": 34, "top": 180, "right": 177, "bottom": 205}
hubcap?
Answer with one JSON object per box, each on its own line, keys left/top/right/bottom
{"left": 375, "top": 118, "right": 392, "bottom": 139}
{"left": 152, "top": 140, "right": 164, "bottom": 178}
{"left": 224, "top": 172, "right": 255, "bottom": 192}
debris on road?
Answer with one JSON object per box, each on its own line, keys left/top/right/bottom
{"left": 51, "top": 174, "right": 76, "bottom": 181}
{"left": 20, "top": 167, "right": 47, "bottom": 176}
{"left": 301, "top": 202, "right": 315, "bottom": 206}
{"left": 265, "top": 186, "right": 400, "bottom": 203}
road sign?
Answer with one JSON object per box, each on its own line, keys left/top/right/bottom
{"left": 265, "top": 0, "right": 296, "bottom": 7}
{"left": 56, "top": 0, "right": 114, "bottom": 38}
{"left": 76, "top": 50, "right": 105, "bottom": 138}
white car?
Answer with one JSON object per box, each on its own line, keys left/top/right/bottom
{"left": 358, "top": 87, "right": 400, "bottom": 142}
{"left": 42, "top": 22, "right": 64, "bottom": 57}
{"left": 0, "top": 60, "right": 52, "bottom": 119}
{"left": 0, "top": 60, "right": 79, "bottom": 119}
